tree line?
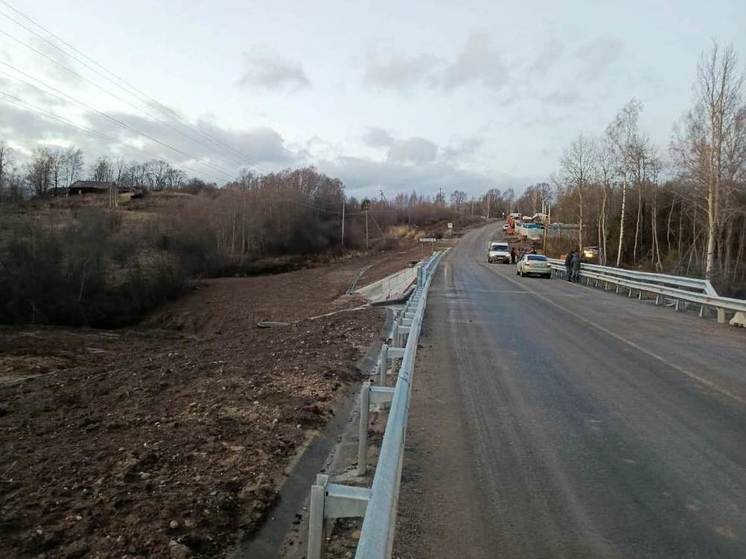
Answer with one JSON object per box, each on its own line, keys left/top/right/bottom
{"left": 507, "top": 44, "right": 744, "bottom": 294}
{"left": 0, "top": 144, "right": 195, "bottom": 199}
{"left": 0, "top": 161, "right": 476, "bottom": 326}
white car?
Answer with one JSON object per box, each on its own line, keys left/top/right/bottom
{"left": 487, "top": 242, "right": 511, "bottom": 264}
{"left": 516, "top": 254, "right": 551, "bottom": 278}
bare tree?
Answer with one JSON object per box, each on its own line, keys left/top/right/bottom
{"left": 25, "top": 147, "right": 54, "bottom": 197}
{"left": 560, "top": 134, "right": 596, "bottom": 251}
{"left": 0, "top": 141, "right": 12, "bottom": 200}
{"left": 90, "top": 156, "right": 114, "bottom": 183}
{"left": 49, "top": 149, "right": 65, "bottom": 195}
{"left": 62, "top": 147, "right": 84, "bottom": 188}
{"left": 607, "top": 99, "right": 644, "bottom": 266}
{"left": 450, "top": 190, "right": 467, "bottom": 212}
{"left": 696, "top": 44, "right": 743, "bottom": 279}
{"left": 595, "top": 137, "right": 616, "bottom": 264}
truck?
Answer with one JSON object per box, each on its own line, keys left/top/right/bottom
{"left": 519, "top": 222, "right": 544, "bottom": 241}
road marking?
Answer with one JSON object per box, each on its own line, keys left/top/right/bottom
{"left": 480, "top": 262, "right": 746, "bottom": 406}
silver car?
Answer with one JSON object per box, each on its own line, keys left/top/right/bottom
{"left": 516, "top": 254, "right": 551, "bottom": 278}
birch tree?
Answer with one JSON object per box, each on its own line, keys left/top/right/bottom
{"left": 696, "top": 44, "right": 742, "bottom": 279}
{"left": 560, "top": 134, "right": 596, "bottom": 251}
{"left": 606, "top": 99, "right": 643, "bottom": 266}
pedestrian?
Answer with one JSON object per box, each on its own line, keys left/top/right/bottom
{"left": 530, "top": 247, "right": 537, "bottom": 255}
{"left": 510, "top": 247, "right": 516, "bottom": 264}
{"left": 564, "top": 250, "right": 573, "bottom": 281}
{"left": 571, "top": 250, "right": 581, "bottom": 282}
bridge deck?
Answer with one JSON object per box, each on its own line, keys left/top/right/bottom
{"left": 395, "top": 223, "right": 746, "bottom": 558}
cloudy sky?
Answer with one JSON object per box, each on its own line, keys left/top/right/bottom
{"left": 0, "top": 0, "right": 744, "bottom": 197}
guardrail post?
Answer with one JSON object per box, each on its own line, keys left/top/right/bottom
{"left": 395, "top": 321, "right": 405, "bottom": 347}
{"left": 717, "top": 308, "right": 726, "bottom": 324}
{"left": 357, "top": 382, "right": 371, "bottom": 476}
{"left": 378, "top": 344, "right": 388, "bottom": 385}
{"left": 307, "top": 473, "right": 329, "bottom": 559}
{"left": 304, "top": 250, "right": 448, "bottom": 558}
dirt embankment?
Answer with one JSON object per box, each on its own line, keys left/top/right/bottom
{"left": 0, "top": 244, "right": 424, "bottom": 559}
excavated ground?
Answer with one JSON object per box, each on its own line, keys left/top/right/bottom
{"left": 0, "top": 243, "right": 427, "bottom": 559}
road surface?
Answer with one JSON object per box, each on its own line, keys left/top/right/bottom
{"left": 395, "top": 223, "right": 746, "bottom": 558}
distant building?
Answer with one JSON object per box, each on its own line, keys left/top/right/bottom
{"left": 68, "top": 181, "right": 115, "bottom": 195}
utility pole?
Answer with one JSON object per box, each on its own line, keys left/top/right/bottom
{"left": 362, "top": 198, "right": 370, "bottom": 250}
{"left": 341, "top": 192, "right": 345, "bottom": 248}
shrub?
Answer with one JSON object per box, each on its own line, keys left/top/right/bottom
{"left": 0, "top": 209, "right": 187, "bottom": 327}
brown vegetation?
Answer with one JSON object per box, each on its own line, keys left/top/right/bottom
{"left": 0, "top": 164, "right": 475, "bottom": 327}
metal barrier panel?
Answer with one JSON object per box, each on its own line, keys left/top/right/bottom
{"left": 306, "top": 251, "right": 446, "bottom": 559}
{"left": 547, "top": 260, "right": 746, "bottom": 322}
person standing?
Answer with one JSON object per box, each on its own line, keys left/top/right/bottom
{"left": 510, "top": 247, "right": 517, "bottom": 264}
{"left": 571, "top": 250, "right": 582, "bottom": 282}
{"left": 564, "top": 250, "right": 573, "bottom": 281}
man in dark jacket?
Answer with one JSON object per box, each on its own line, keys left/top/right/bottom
{"left": 564, "top": 251, "right": 573, "bottom": 281}
{"left": 571, "top": 251, "right": 582, "bottom": 282}
{"left": 510, "top": 247, "right": 517, "bottom": 264}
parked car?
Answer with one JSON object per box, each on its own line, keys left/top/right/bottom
{"left": 487, "top": 242, "right": 511, "bottom": 263}
{"left": 516, "top": 254, "right": 551, "bottom": 278}
{"left": 582, "top": 246, "right": 600, "bottom": 262}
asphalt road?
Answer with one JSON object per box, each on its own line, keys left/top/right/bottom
{"left": 395, "top": 223, "right": 746, "bottom": 559}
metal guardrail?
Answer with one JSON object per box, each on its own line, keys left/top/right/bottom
{"left": 306, "top": 250, "right": 446, "bottom": 559}
{"left": 548, "top": 260, "right": 745, "bottom": 324}
{"left": 547, "top": 259, "right": 717, "bottom": 295}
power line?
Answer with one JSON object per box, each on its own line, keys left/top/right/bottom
{"left": 0, "top": 1, "right": 258, "bottom": 167}
{"left": 0, "top": 91, "right": 229, "bottom": 184}
{"left": 0, "top": 61, "right": 236, "bottom": 181}
{"left": 0, "top": 26, "right": 248, "bottom": 176}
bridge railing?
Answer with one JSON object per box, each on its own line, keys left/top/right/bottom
{"left": 547, "top": 259, "right": 717, "bottom": 295}
{"left": 306, "top": 250, "right": 446, "bottom": 559}
{"left": 548, "top": 259, "right": 745, "bottom": 324}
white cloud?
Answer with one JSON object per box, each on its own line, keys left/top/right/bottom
{"left": 238, "top": 49, "right": 310, "bottom": 92}
{"left": 387, "top": 137, "right": 438, "bottom": 164}
{"left": 0, "top": 94, "right": 299, "bottom": 180}
{"left": 573, "top": 35, "right": 623, "bottom": 81}
{"left": 362, "top": 32, "right": 508, "bottom": 94}
{"left": 319, "top": 154, "right": 525, "bottom": 198}
{"left": 442, "top": 32, "right": 508, "bottom": 91}
{"left": 29, "top": 36, "right": 84, "bottom": 87}
{"left": 540, "top": 88, "right": 582, "bottom": 107}
{"left": 362, "top": 127, "right": 395, "bottom": 148}
{"left": 363, "top": 52, "right": 437, "bottom": 91}
{"left": 529, "top": 38, "right": 566, "bottom": 76}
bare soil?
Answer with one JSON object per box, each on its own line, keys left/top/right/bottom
{"left": 0, "top": 244, "right": 424, "bottom": 559}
